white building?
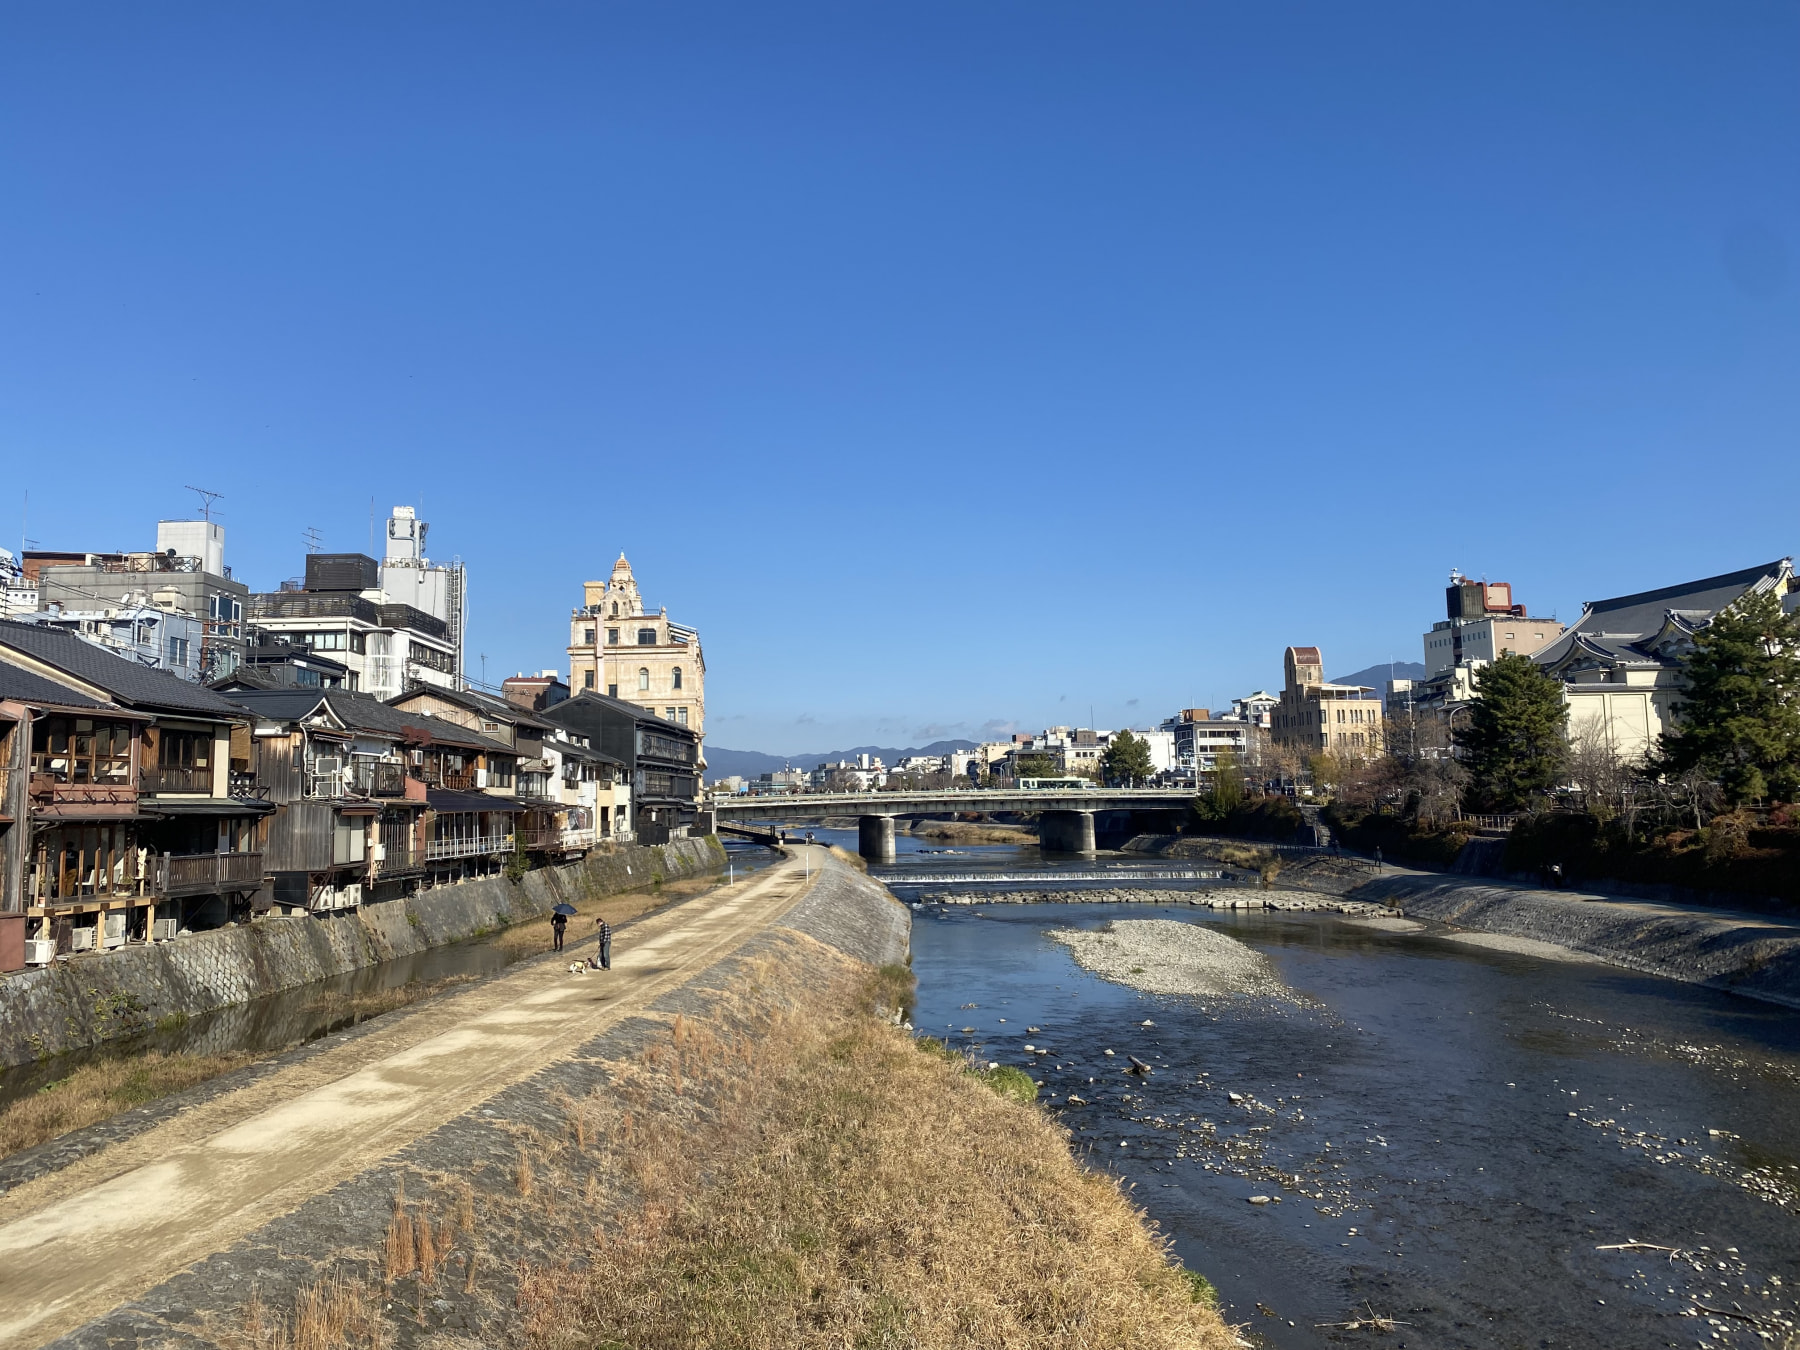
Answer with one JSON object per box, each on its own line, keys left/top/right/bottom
{"left": 25, "top": 603, "right": 207, "bottom": 681}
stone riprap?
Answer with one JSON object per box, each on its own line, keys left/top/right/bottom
{"left": 1051, "top": 918, "right": 1303, "bottom": 1002}
{"left": 0, "top": 837, "right": 725, "bottom": 1067}
{"left": 1354, "top": 874, "right": 1800, "bottom": 1009}
{"left": 924, "top": 887, "right": 1386, "bottom": 916}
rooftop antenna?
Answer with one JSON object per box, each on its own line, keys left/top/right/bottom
{"left": 302, "top": 526, "right": 324, "bottom": 554}
{"left": 185, "top": 485, "right": 224, "bottom": 522}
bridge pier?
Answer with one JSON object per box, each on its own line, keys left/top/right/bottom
{"left": 858, "top": 815, "right": 897, "bottom": 863}
{"left": 1039, "top": 809, "right": 1096, "bottom": 856}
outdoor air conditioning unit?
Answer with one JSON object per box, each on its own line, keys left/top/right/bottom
{"left": 69, "top": 927, "right": 97, "bottom": 951}
{"left": 102, "top": 912, "right": 127, "bottom": 949}
{"left": 152, "top": 918, "right": 180, "bottom": 942}
{"left": 24, "top": 939, "right": 55, "bottom": 966}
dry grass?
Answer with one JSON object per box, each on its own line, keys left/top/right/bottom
{"left": 224, "top": 931, "right": 1234, "bottom": 1349}
{"left": 826, "top": 844, "right": 868, "bottom": 873}
{"left": 0, "top": 1050, "right": 256, "bottom": 1160}
{"left": 517, "top": 953, "right": 1237, "bottom": 1350}
{"left": 911, "top": 820, "right": 1038, "bottom": 845}
{"left": 487, "top": 870, "right": 729, "bottom": 960}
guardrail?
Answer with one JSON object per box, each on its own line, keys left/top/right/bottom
{"left": 158, "top": 851, "right": 264, "bottom": 896}
{"left": 1458, "top": 814, "right": 1522, "bottom": 833}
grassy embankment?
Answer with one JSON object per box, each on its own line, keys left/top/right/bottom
{"left": 0, "top": 862, "right": 736, "bottom": 1162}
{"left": 225, "top": 933, "right": 1237, "bottom": 1350}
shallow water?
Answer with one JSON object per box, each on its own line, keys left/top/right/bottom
{"left": 851, "top": 831, "right": 1800, "bottom": 1350}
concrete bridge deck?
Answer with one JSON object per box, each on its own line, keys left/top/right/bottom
{"left": 712, "top": 787, "right": 1192, "bottom": 860}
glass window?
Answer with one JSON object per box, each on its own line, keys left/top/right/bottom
{"left": 608, "top": 683, "right": 618, "bottom": 698}
{"left": 607, "top": 628, "right": 619, "bottom": 645}
{"left": 637, "top": 628, "right": 656, "bottom": 646}
{"left": 638, "top": 668, "right": 650, "bottom": 691}
{"left": 665, "top": 707, "right": 676, "bottom": 721}
{"left": 677, "top": 707, "right": 688, "bottom": 726}
{"left": 583, "top": 628, "right": 595, "bottom": 645}
{"left": 584, "top": 670, "right": 595, "bottom": 689}
{"left": 672, "top": 666, "right": 682, "bottom": 690}
{"left": 166, "top": 636, "right": 190, "bottom": 667}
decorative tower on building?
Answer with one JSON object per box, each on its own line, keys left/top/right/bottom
{"left": 567, "top": 555, "right": 705, "bottom": 740}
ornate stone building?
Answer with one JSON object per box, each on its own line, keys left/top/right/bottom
{"left": 1271, "top": 645, "right": 1385, "bottom": 757}
{"left": 566, "top": 556, "right": 705, "bottom": 740}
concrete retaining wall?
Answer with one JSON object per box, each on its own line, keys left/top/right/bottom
{"left": 0, "top": 837, "right": 725, "bottom": 1067}
{"left": 1353, "top": 874, "right": 1800, "bottom": 1009}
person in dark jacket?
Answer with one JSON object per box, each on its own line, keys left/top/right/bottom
{"left": 551, "top": 911, "right": 568, "bottom": 952}
{"left": 595, "top": 917, "right": 612, "bottom": 970}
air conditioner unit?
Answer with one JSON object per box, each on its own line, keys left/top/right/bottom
{"left": 102, "top": 912, "right": 127, "bottom": 949}
{"left": 69, "top": 927, "right": 97, "bottom": 951}
{"left": 475, "top": 769, "right": 489, "bottom": 788}
{"left": 25, "top": 939, "right": 55, "bottom": 966}
{"left": 151, "top": 918, "right": 180, "bottom": 942}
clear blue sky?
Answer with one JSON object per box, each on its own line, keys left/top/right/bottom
{"left": 3, "top": 4, "right": 1795, "bottom": 754}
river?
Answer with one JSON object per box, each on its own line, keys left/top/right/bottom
{"left": 821, "top": 826, "right": 1800, "bottom": 1349}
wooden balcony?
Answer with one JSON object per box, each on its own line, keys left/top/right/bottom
{"left": 140, "top": 765, "right": 213, "bottom": 794}
{"left": 27, "top": 776, "right": 139, "bottom": 818}
{"left": 155, "top": 851, "right": 266, "bottom": 897}
{"left": 425, "top": 833, "right": 513, "bottom": 862}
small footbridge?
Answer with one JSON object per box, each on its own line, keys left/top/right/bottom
{"left": 711, "top": 787, "right": 1194, "bottom": 860}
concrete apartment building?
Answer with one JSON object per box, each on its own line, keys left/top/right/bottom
{"left": 29, "top": 519, "right": 250, "bottom": 682}
{"left": 1423, "top": 574, "right": 1564, "bottom": 677}
{"left": 247, "top": 508, "right": 464, "bottom": 701}
{"left": 566, "top": 555, "right": 706, "bottom": 739}
{"left": 1271, "top": 646, "right": 1385, "bottom": 756}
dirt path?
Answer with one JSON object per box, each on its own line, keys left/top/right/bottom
{"left": 0, "top": 850, "right": 818, "bottom": 1350}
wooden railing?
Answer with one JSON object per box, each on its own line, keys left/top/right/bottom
{"left": 141, "top": 765, "right": 212, "bottom": 794}
{"left": 1458, "top": 813, "right": 1522, "bottom": 833}
{"left": 156, "top": 851, "right": 265, "bottom": 897}
{"left": 439, "top": 770, "right": 477, "bottom": 791}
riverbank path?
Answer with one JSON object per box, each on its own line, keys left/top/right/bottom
{"left": 0, "top": 848, "right": 826, "bottom": 1350}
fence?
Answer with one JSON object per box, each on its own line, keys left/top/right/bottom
{"left": 1458, "top": 814, "right": 1523, "bottom": 833}
{"left": 157, "top": 851, "right": 265, "bottom": 897}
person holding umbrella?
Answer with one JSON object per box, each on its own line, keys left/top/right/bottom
{"left": 550, "top": 902, "right": 578, "bottom": 952}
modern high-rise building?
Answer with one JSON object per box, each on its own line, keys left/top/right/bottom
{"left": 565, "top": 555, "right": 705, "bottom": 741}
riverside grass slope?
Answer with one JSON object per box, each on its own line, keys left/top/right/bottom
{"left": 222, "top": 906, "right": 1235, "bottom": 1349}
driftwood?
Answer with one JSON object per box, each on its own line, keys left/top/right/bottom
{"left": 1315, "top": 1302, "right": 1410, "bottom": 1332}
{"left": 1125, "top": 1055, "right": 1154, "bottom": 1077}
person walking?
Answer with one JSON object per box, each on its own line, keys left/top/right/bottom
{"left": 595, "top": 917, "right": 612, "bottom": 970}
{"left": 551, "top": 910, "right": 568, "bottom": 953}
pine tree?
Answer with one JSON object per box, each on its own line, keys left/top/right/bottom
{"left": 1101, "top": 731, "right": 1156, "bottom": 786}
{"left": 1657, "top": 589, "right": 1800, "bottom": 805}
{"left": 1454, "top": 652, "right": 1569, "bottom": 813}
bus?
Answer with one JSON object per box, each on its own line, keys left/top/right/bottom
{"left": 1017, "top": 777, "right": 1091, "bottom": 791}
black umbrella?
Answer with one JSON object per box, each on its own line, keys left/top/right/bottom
{"left": 551, "top": 903, "right": 579, "bottom": 916}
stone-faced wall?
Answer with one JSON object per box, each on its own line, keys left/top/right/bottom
{"left": 0, "top": 836, "right": 725, "bottom": 1067}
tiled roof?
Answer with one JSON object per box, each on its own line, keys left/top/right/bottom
{"left": 0, "top": 620, "right": 246, "bottom": 717}
{"left": 223, "top": 688, "right": 515, "bottom": 754}
{"left": 0, "top": 657, "right": 115, "bottom": 710}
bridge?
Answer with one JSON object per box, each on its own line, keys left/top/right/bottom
{"left": 711, "top": 787, "right": 1194, "bottom": 860}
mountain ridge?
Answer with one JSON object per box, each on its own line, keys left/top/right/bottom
{"left": 704, "top": 739, "right": 978, "bottom": 783}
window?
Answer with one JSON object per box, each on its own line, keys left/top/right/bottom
{"left": 151, "top": 728, "right": 213, "bottom": 791}
{"left": 408, "top": 641, "right": 454, "bottom": 673}
{"left": 584, "top": 670, "right": 595, "bottom": 689}
{"left": 610, "top": 602, "right": 618, "bottom": 616}
{"left": 332, "top": 815, "right": 366, "bottom": 865}
{"left": 607, "top": 628, "right": 619, "bottom": 645}
{"left": 672, "top": 666, "right": 683, "bottom": 690}
{"left": 166, "top": 635, "right": 190, "bottom": 667}
{"left": 584, "top": 627, "right": 596, "bottom": 645}
{"left": 637, "top": 628, "right": 657, "bottom": 645}
{"left": 638, "top": 667, "right": 650, "bottom": 691}
{"left": 665, "top": 707, "right": 677, "bottom": 721}
{"left": 487, "top": 757, "right": 515, "bottom": 788}
{"left": 31, "top": 717, "right": 134, "bottom": 784}
{"left": 608, "top": 683, "right": 618, "bottom": 698}
{"left": 677, "top": 707, "right": 688, "bottom": 726}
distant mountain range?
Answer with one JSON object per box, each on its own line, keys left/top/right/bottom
{"left": 1331, "top": 661, "right": 1426, "bottom": 704}
{"left": 704, "top": 739, "right": 978, "bottom": 782}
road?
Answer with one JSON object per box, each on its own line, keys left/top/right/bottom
{"left": 0, "top": 849, "right": 819, "bottom": 1350}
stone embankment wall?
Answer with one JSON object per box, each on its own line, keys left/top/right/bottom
{"left": 0, "top": 837, "right": 725, "bottom": 1067}
{"left": 1353, "top": 874, "right": 1800, "bottom": 1009}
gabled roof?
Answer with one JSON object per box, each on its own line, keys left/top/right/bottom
{"left": 1534, "top": 558, "right": 1793, "bottom": 674}
{"left": 0, "top": 656, "right": 119, "bottom": 711}
{"left": 222, "top": 688, "right": 515, "bottom": 754}
{"left": 541, "top": 690, "right": 695, "bottom": 737}
{"left": 386, "top": 684, "right": 555, "bottom": 731}
{"left": 0, "top": 619, "right": 246, "bottom": 717}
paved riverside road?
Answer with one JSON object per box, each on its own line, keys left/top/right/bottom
{"left": 0, "top": 850, "right": 821, "bottom": 1350}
